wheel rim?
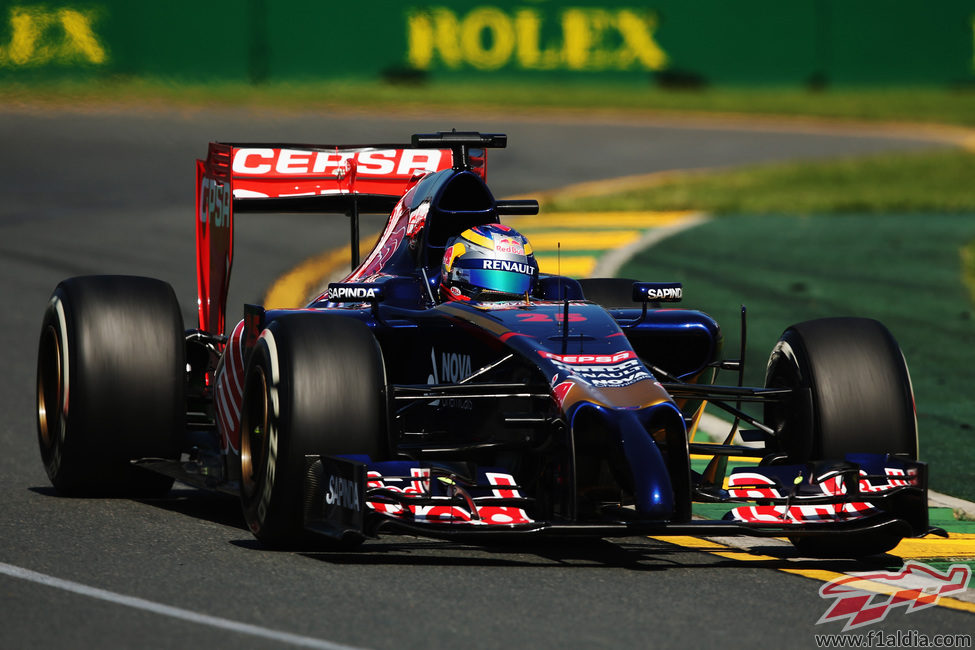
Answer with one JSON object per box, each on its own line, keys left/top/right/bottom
{"left": 240, "top": 365, "right": 269, "bottom": 499}
{"left": 37, "top": 325, "right": 62, "bottom": 449}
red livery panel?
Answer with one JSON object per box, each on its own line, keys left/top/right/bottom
{"left": 195, "top": 143, "right": 461, "bottom": 335}
{"left": 230, "top": 147, "right": 450, "bottom": 198}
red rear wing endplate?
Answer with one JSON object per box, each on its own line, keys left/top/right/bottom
{"left": 195, "top": 143, "right": 473, "bottom": 335}
{"left": 195, "top": 143, "right": 234, "bottom": 337}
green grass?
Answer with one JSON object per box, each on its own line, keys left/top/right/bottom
{"left": 545, "top": 149, "right": 975, "bottom": 214}
{"left": 964, "top": 239, "right": 975, "bottom": 306}
{"left": 620, "top": 214, "right": 975, "bottom": 502}
{"left": 5, "top": 78, "right": 975, "bottom": 126}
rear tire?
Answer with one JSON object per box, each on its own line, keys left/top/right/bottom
{"left": 239, "top": 314, "right": 388, "bottom": 549}
{"left": 36, "top": 275, "right": 184, "bottom": 496}
{"left": 763, "top": 317, "right": 917, "bottom": 557}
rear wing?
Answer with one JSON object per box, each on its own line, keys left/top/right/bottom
{"left": 195, "top": 136, "right": 494, "bottom": 335}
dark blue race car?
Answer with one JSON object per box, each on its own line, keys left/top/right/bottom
{"left": 36, "top": 132, "right": 935, "bottom": 557}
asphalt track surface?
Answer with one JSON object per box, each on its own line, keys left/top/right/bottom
{"left": 2, "top": 105, "right": 972, "bottom": 649}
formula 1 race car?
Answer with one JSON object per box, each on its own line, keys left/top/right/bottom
{"left": 36, "top": 131, "right": 936, "bottom": 557}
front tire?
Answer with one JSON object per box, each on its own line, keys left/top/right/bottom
{"left": 36, "top": 275, "right": 184, "bottom": 496}
{"left": 763, "top": 317, "right": 917, "bottom": 557}
{"left": 239, "top": 314, "right": 388, "bottom": 549}
{"left": 764, "top": 317, "right": 917, "bottom": 462}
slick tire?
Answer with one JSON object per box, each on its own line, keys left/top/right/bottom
{"left": 763, "top": 318, "right": 917, "bottom": 557}
{"left": 578, "top": 278, "right": 638, "bottom": 309}
{"left": 36, "top": 275, "right": 184, "bottom": 497}
{"left": 239, "top": 314, "right": 388, "bottom": 549}
{"left": 764, "top": 317, "right": 917, "bottom": 462}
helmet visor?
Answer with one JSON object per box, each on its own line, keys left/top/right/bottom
{"left": 465, "top": 268, "right": 534, "bottom": 295}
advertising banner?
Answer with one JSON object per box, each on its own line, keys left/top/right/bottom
{"left": 1, "top": 1, "right": 972, "bottom": 86}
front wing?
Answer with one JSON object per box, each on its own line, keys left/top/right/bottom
{"left": 302, "top": 454, "right": 934, "bottom": 544}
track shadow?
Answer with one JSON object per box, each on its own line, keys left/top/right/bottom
{"left": 29, "top": 485, "right": 904, "bottom": 574}
{"left": 296, "top": 537, "right": 680, "bottom": 571}
{"left": 28, "top": 484, "right": 248, "bottom": 530}
{"left": 285, "top": 534, "right": 900, "bottom": 574}
{"left": 136, "top": 488, "right": 248, "bottom": 530}
{"left": 666, "top": 538, "right": 899, "bottom": 572}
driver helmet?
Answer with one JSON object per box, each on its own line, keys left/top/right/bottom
{"left": 440, "top": 224, "right": 538, "bottom": 301}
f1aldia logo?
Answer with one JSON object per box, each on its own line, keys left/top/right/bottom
{"left": 817, "top": 561, "right": 971, "bottom": 631}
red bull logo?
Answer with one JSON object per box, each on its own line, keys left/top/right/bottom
{"left": 494, "top": 236, "right": 524, "bottom": 255}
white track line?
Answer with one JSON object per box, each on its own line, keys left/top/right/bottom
{"left": 0, "top": 562, "right": 367, "bottom": 650}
